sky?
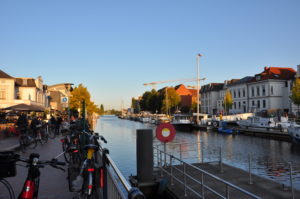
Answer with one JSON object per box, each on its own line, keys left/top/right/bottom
{"left": 0, "top": 0, "right": 299, "bottom": 110}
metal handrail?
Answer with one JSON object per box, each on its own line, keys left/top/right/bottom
{"left": 154, "top": 146, "right": 261, "bottom": 199}
{"left": 106, "top": 154, "right": 132, "bottom": 192}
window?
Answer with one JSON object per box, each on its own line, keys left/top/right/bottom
{"left": 252, "top": 101, "right": 255, "bottom": 107}
{"left": 243, "top": 89, "right": 245, "bottom": 97}
{"left": 256, "top": 75, "right": 261, "bottom": 81}
{"left": 238, "top": 102, "right": 241, "bottom": 109}
{"left": 0, "top": 85, "right": 7, "bottom": 100}
{"left": 271, "top": 86, "right": 273, "bottom": 95}
{"left": 257, "top": 100, "right": 260, "bottom": 108}
{"left": 263, "top": 100, "right": 266, "bottom": 108}
{"left": 262, "top": 85, "right": 266, "bottom": 96}
{"left": 238, "top": 89, "right": 241, "bottom": 98}
{"left": 234, "top": 90, "right": 236, "bottom": 98}
{"left": 234, "top": 102, "right": 236, "bottom": 109}
{"left": 252, "top": 87, "right": 254, "bottom": 97}
{"left": 257, "top": 86, "right": 260, "bottom": 96}
{"left": 285, "top": 81, "right": 288, "bottom": 87}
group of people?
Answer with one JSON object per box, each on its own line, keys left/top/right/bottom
{"left": 15, "top": 113, "right": 64, "bottom": 136}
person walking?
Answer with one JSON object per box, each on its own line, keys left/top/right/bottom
{"left": 16, "top": 113, "right": 28, "bottom": 135}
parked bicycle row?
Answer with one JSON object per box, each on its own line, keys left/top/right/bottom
{"left": 0, "top": 117, "right": 108, "bottom": 199}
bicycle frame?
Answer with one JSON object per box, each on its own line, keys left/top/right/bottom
{"left": 18, "top": 154, "right": 41, "bottom": 199}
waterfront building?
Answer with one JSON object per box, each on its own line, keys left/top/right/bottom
{"left": 174, "top": 84, "right": 193, "bottom": 108}
{"left": 47, "top": 83, "right": 73, "bottom": 112}
{"left": 247, "top": 67, "right": 295, "bottom": 114}
{"left": 201, "top": 66, "right": 297, "bottom": 115}
{"left": 0, "top": 70, "right": 49, "bottom": 109}
{"left": 200, "top": 83, "right": 224, "bottom": 114}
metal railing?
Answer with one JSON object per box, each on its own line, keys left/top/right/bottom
{"left": 154, "top": 146, "right": 261, "bottom": 199}
{"left": 96, "top": 143, "right": 145, "bottom": 199}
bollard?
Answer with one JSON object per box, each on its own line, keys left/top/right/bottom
{"left": 136, "top": 129, "right": 153, "bottom": 183}
{"left": 289, "top": 162, "right": 294, "bottom": 199}
{"left": 219, "top": 147, "right": 223, "bottom": 173}
{"left": 248, "top": 153, "right": 253, "bottom": 185}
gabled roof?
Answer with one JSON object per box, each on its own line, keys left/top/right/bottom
{"left": 200, "top": 83, "right": 224, "bottom": 93}
{"left": 15, "top": 78, "right": 36, "bottom": 87}
{"left": 188, "top": 89, "right": 198, "bottom": 96}
{"left": 252, "top": 67, "right": 296, "bottom": 82}
{"left": 0, "top": 70, "right": 14, "bottom": 79}
{"left": 174, "top": 84, "right": 192, "bottom": 96}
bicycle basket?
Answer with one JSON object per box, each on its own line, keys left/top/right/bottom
{"left": 0, "top": 151, "right": 19, "bottom": 178}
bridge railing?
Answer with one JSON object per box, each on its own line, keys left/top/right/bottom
{"left": 153, "top": 146, "right": 262, "bottom": 199}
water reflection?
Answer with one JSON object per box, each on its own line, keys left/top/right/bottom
{"left": 96, "top": 116, "right": 300, "bottom": 189}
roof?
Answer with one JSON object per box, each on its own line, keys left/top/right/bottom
{"left": 252, "top": 67, "right": 296, "bottom": 82}
{"left": 227, "top": 76, "right": 254, "bottom": 87}
{"left": 15, "top": 78, "right": 36, "bottom": 87}
{"left": 200, "top": 83, "right": 224, "bottom": 93}
{"left": 0, "top": 70, "right": 14, "bottom": 79}
{"left": 188, "top": 89, "right": 198, "bottom": 96}
{"left": 174, "top": 84, "right": 192, "bottom": 96}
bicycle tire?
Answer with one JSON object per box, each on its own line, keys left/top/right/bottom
{"left": 0, "top": 178, "right": 15, "bottom": 199}
{"left": 48, "top": 127, "right": 56, "bottom": 139}
{"left": 27, "top": 137, "right": 37, "bottom": 149}
{"left": 62, "top": 142, "right": 71, "bottom": 163}
{"left": 19, "top": 138, "right": 26, "bottom": 153}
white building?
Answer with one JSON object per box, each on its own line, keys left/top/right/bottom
{"left": 201, "top": 66, "right": 297, "bottom": 115}
{"left": 0, "top": 70, "right": 49, "bottom": 109}
{"left": 200, "top": 83, "right": 224, "bottom": 115}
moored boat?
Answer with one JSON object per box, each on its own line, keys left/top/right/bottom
{"left": 288, "top": 123, "right": 300, "bottom": 145}
{"left": 171, "top": 114, "right": 193, "bottom": 130}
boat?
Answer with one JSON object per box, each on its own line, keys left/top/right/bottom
{"left": 156, "top": 114, "right": 171, "bottom": 124}
{"left": 218, "top": 121, "right": 238, "bottom": 134}
{"left": 288, "top": 123, "right": 300, "bottom": 145}
{"left": 171, "top": 114, "right": 193, "bottom": 130}
{"left": 237, "top": 116, "right": 290, "bottom": 132}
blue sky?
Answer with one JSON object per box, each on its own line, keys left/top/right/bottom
{"left": 1, "top": 0, "right": 299, "bottom": 109}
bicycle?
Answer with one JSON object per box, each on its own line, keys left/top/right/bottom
{"left": 19, "top": 130, "right": 38, "bottom": 153}
{"left": 0, "top": 151, "right": 66, "bottom": 199}
{"left": 71, "top": 131, "right": 107, "bottom": 199}
{"left": 47, "top": 123, "right": 56, "bottom": 139}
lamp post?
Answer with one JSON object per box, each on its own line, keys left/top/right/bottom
{"left": 196, "top": 54, "right": 202, "bottom": 125}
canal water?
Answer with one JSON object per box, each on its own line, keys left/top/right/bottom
{"left": 96, "top": 115, "right": 300, "bottom": 190}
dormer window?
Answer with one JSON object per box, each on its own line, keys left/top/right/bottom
{"left": 256, "top": 75, "right": 261, "bottom": 81}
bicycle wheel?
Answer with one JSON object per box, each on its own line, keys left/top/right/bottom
{"left": 27, "top": 136, "right": 37, "bottom": 149}
{"left": 62, "top": 142, "right": 71, "bottom": 163}
{"left": 48, "top": 126, "right": 56, "bottom": 139}
{"left": 19, "top": 137, "right": 26, "bottom": 153}
{"left": 0, "top": 179, "right": 15, "bottom": 199}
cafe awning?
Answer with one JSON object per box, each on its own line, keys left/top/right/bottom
{"left": 2, "top": 103, "right": 45, "bottom": 112}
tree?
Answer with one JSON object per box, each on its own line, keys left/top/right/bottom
{"left": 140, "top": 89, "right": 160, "bottom": 113}
{"left": 69, "top": 84, "right": 101, "bottom": 116}
{"left": 290, "top": 78, "right": 300, "bottom": 116}
{"left": 100, "top": 104, "right": 104, "bottom": 115}
{"left": 161, "top": 87, "right": 181, "bottom": 114}
{"left": 223, "top": 89, "right": 233, "bottom": 115}
{"left": 131, "top": 98, "right": 140, "bottom": 113}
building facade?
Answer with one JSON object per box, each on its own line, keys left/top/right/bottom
{"left": 0, "top": 70, "right": 49, "bottom": 109}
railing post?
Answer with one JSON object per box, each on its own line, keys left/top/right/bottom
{"left": 160, "top": 151, "right": 163, "bottom": 177}
{"left": 156, "top": 147, "right": 159, "bottom": 167}
{"left": 289, "top": 162, "right": 294, "bottom": 199}
{"left": 248, "top": 153, "right": 253, "bottom": 185}
{"left": 201, "top": 172, "right": 204, "bottom": 198}
{"left": 219, "top": 147, "right": 223, "bottom": 173}
{"left": 226, "top": 184, "right": 230, "bottom": 199}
{"left": 179, "top": 144, "right": 182, "bottom": 161}
{"left": 201, "top": 143, "right": 204, "bottom": 163}
{"left": 183, "top": 163, "right": 187, "bottom": 197}
{"left": 170, "top": 155, "right": 174, "bottom": 185}
{"left": 164, "top": 143, "right": 167, "bottom": 167}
